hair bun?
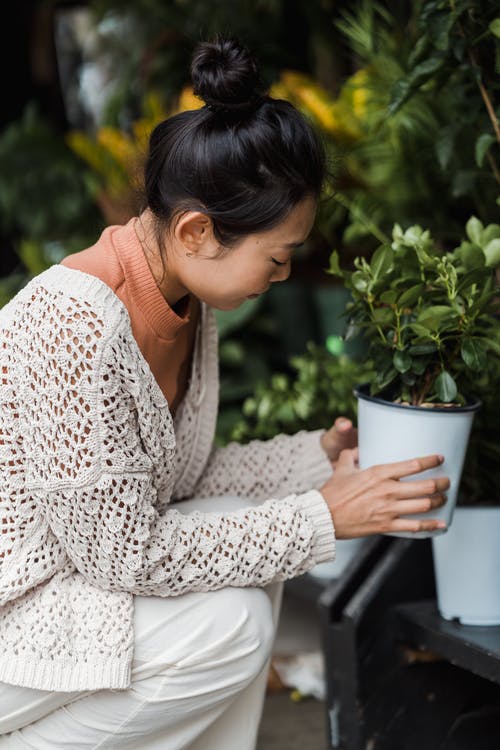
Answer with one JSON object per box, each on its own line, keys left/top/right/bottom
{"left": 191, "top": 36, "right": 263, "bottom": 113}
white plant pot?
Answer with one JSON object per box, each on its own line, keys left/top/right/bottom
{"left": 432, "top": 507, "right": 500, "bottom": 625}
{"left": 355, "top": 385, "right": 480, "bottom": 539}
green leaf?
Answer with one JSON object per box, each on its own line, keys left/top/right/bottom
{"left": 408, "top": 343, "right": 438, "bottom": 355}
{"left": 465, "top": 216, "right": 484, "bottom": 246}
{"left": 409, "top": 322, "right": 435, "bottom": 337}
{"left": 435, "top": 371, "right": 457, "bottom": 403}
{"left": 374, "top": 367, "right": 398, "bottom": 392}
{"left": 458, "top": 241, "right": 485, "bottom": 270}
{"left": 411, "top": 358, "right": 428, "bottom": 375}
{"left": 351, "top": 271, "right": 369, "bottom": 293}
{"left": 327, "top": 250, "right": 343, "bottom": 277}
{"left": 483, "top": 239, "right": 500, "bottom": 267}
{"left": 435, "top": 128, "right": 454, "bottom": 171}
{"left": 461, "top": 339, "right": 487, "bottom": 371}
{"left": 408, "top": 55, "right": 445, "bottom": 86}
{"left": 370, "top": 244, "right": 393, "bottom": 279}
{"left": 408, "top": 35, "right": 429, "bottom": 67}
{"left": 393, "top": 350, "right": 412, "bottom": 373}
{"left": 398, "top": 284, "right": 425, "bottom": 308}
{"left": 380, "top": 289, "right": 398, "bottom": 304}
{"left": 457, "top": 267, "right": 491, "bottom": 293}
{"left": 489, "top": 19, "right": 500, "bottom": 38}
{"left": 219, "top": 340, "right": 245, "bottom": 366}
{"left": 372, "top": 306, "right": 394, "bottom": 324}
{"left": 388, "top": 79, "right": 412, "bottom": 114}
{"left": 452, "top": 170, "right": 476, "bottom": 198}
{"left": 345, "top": 323, "right": 361, "bottom": 341}
{"left": 475, "top": 133, "right": 496, "bottom": 167}
{"left": 428, "top": 11, "right": 455, "bottom": 50}
{"left": 417, "top": 305, "right": 455, "bottom": 330}
{"left": 482, "top": 224, "right": 500, "bottom": 244}
{"left": 257, "top": 393, "right": 272, "bottom": 420}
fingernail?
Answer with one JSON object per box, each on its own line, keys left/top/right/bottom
{"left": 437, "top": 521, "right": 447, "bottom": 528}
{"left": 438, "top": 455, "right": 445, "bottom": 463}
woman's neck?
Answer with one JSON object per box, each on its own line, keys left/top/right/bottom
{"left": 135, "top": 210, "right": 189, "bottom": 308}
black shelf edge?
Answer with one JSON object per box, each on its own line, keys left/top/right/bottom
{"left": 394, "top": 601, "right": 500, "bottom": 686}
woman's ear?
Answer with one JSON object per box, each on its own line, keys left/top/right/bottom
{"left": 174, "top": 211, "right": 218, "bottom": 258}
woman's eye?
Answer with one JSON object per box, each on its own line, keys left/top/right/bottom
{"left": 271, "top": 258, "right": 287, "bottom": 266}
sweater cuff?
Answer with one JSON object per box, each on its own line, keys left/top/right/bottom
{"left": 293, "top": 489, "right": 336, "bottom": 565}
{"left": 294, "top": 429, "right": 333, "bottom": 489}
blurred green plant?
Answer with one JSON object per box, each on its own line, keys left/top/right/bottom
{"left": 214, "top": 296, "right": 288, "bottom": 444}
{"left": 0, "top": 105, "right": 102, "bottom": 303}
{"left": 324, "top": 0, "right": 500, "bottom": 249}
{"left": 328, "top": 217, "right": 500, "bottom": 405}
{"left": 0, "top": 105, "right": 101, "bottom": 245}
{"left": 229, "top": 343, "right": 375, "bottom": 443}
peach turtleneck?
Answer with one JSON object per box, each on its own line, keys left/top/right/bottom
{"left": 60, "top": 217, "right": 199, "bottom": 415}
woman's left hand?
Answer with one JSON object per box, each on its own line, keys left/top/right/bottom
{"left": 320, "top": 417, "right": 358, "bottom": 464}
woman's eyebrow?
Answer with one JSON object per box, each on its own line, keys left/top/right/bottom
{"left": 284, "top": 240, "right": 306, "bottom": 248}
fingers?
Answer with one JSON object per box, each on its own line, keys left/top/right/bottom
{"left": 374, "top": 454, "right": 445, "bottom": 481}
{"left": 336, "top": 447, "right": 359, "bottom": 469}
{"left": 335, "top": 417, "right": 353, "bottom": 432}
{"left": 386, "top": 476, "right": 450, "bottom": 500}
{"left": 388, "top": 518, "right": 447, "bottom": 534}
{"left": 393, "top": 494, "right": 447, "bottom": 515}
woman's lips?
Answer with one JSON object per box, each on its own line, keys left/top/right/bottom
{"left": 247, "top": 287, "right": 270, "bottom": 299}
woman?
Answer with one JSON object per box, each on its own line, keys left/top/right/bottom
{"left": 0, "top": 37, "right": 448, "bottom": 749}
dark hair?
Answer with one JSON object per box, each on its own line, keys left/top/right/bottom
{"left": 144, "top": 35, "right": 326, "bottom": 249}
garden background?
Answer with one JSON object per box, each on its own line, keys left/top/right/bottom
{"left": 1, "top": 0, "right": 499, "bottom": 495}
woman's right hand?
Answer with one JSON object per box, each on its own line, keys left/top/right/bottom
{"left": 319, "top": 448, "right": 450, "bottom": 538}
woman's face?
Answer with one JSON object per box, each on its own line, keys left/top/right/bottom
{"left": 172, "top": 195, "right": 317, "bottom": 311}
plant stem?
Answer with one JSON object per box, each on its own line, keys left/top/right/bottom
{"left": 466, "top": 33, "right": 500, "bottom": 184}
{"left": 486, "top": 151, "right": 500, "bottom": 185}
{"left": 333, "top": 192, "right": 391, "bottom": 245}
{"left": 472, "top": 59, "right": 500, "bottom": 145}
{"left": 453, "top": 7, "right": 500, "bottom": 183}
{"left": 367, "top": 298, "right": 387, "bottom": 344}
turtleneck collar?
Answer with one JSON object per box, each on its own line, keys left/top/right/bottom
{"left": 110, "top": 217, "right": 192, "bottom": 341}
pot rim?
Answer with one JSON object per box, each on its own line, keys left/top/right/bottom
{"left": 354, "top": 383, "right": 482, "bottom": 414}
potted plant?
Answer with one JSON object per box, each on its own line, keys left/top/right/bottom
{"left": 432, "top": 348, "right": 500, "bottom": 624}
{"left": 328, "top": 217, "right": 500, "bottom": 537}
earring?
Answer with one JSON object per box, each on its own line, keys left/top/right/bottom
{"left": 186, "top": 252, "right": 193, "bottom": 258}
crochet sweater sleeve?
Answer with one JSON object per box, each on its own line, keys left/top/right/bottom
{"left": 22, "top": 287, "right": 335, "bottom": 598}
{"left": 192, "top": 431, "right": 333, "bottom": 501}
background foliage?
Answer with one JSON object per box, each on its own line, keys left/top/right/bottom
{"left": 1, "top": 0, "right": 499, "bottom": 500}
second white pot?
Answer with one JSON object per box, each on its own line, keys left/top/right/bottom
{"left": 355, "top": 385, "right": 480, "bottom": 539}
{"left": 432, "top": 507, "right": 500, "bottom": 625}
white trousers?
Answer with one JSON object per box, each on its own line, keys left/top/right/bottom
{"left": 0, "top": 496, "right": 284, "bottom": 750}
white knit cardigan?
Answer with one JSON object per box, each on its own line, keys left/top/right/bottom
{"left": 0, "top": 265, "right": 336, "bottom": 692}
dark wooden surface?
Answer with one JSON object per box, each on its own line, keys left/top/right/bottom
{"left": 394, "top": 601, "right": 500, "bottom": 685}
{"left": 313, "top": 537, "right": 500, "bottom": 750}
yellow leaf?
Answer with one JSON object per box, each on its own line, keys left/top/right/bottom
{"left": 177, "top": 86, "right": 204, "bottom": 113}
{"left": 97, "top": 127, "right": 136, "bottom": 168}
